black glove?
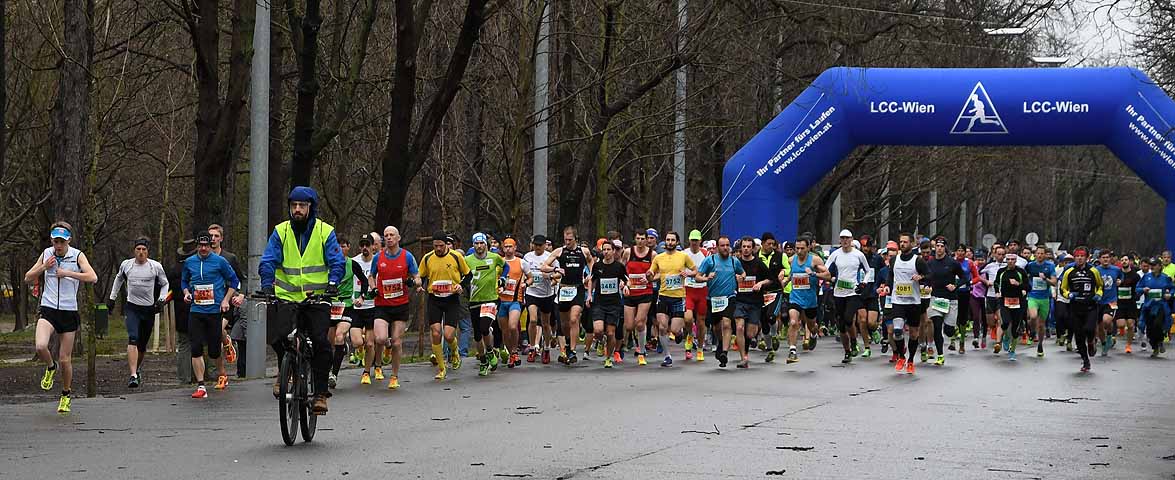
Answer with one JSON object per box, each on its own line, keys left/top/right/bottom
{"left": 105, "top": 299, "right": 116, "bottom": 311}
{"left": 259, "top": 285, "right": 275, "bottom": 297}
{"left": 153, "top": 300, "right": 164, "bottom": 314}
{"left": 324, "top": 283, "right": 339, "bottom": 299}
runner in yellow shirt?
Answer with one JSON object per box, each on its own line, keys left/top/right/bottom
{"left": 648, "top": 231, "right": 696, "bottom": 367}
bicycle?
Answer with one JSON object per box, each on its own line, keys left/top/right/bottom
{"left": 252, "top": 293, "right": 331, "bottom": 446}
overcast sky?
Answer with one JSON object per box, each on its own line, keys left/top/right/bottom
{"left": 1067, "top": 0, "right": 1140, "bottom": 66}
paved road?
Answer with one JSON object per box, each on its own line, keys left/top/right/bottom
{"left": 3, "top": 339, "right": 1174, "bottom": 479}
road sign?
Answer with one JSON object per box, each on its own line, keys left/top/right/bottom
{"left": 1025, "top": 232, "right": 1039, "bottom": 246}
{"left": 982, "top": 234, "right": 996, "bottom": 250}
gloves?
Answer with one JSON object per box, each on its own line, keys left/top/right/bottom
{"left": 105, "top": 299, "right": 116, "bottom": 311}
{"left": 153, "top": 300, "right": 164, "bottom": 314}
{"left": 324, "top": 283, "right": 339, "bottom": 299}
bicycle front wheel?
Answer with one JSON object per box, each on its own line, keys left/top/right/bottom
{"left": 278, "top": 353, "right": 299, "bottom": 446}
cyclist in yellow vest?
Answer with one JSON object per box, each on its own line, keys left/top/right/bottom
{"left": 259, "top": 186, "right": 346, "bottom": 415}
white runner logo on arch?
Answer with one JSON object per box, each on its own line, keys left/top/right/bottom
{"left": 950, "top": 82, "right": 1008, "bottom": 135}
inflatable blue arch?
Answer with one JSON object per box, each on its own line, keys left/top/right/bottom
{"left": 720, "top": 67, "right": 1175, "bottom": 251}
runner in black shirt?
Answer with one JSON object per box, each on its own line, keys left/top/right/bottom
{"left": 591, "top": 242, "right": 628, "bottom": 368}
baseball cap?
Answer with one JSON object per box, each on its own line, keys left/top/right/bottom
{"left": 532, "top": 234, "right": 547, "bottom": 245}
{"left": 852, "top": 240, "right": 861, "bottom": 249}
{"left": 703, "top": 240, "right": 716, "bottom": 249}
{"left": 472, "top": 232, "right": 488, "bottom": 244}
{"left": 196, "top": 231, "right": 213, "bottom": 245}
{"left": 859, "top": 234, "right": 872, "bottom": 247}
{"left": 612, "top": 239, "right": 624, "bottom": 249}
{"left": 50, "top": 226, "right": 71, "bottom": 241}
{"left": 502, "top": 238, "right": 517, "bottom": 248}
{"left": 754, "top": 238, "right": 762, "bottom": 247}
{"left": 886, "top": 240, "right": 898, "bottom": 251}
{"left": 646, "top": 228, "right": 659, "bottom": 239}
{"left": 839, "top": 229, "right": 853, "bottom": 238}
{"left": 596, "top": 238, "right": 607, "bottom": 249}
{"left": 688, "top": 229, "right": 702, "bottom": 241}
{"left": 134, "top": 237, "right": 150, "bottom": 248}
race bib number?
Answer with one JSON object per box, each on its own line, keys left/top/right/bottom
{"left": 791, "top": 274, "right": 811, "bottom": 290}
{"left": 763, "top": 292, "right": 778, "bottom": 307}
{"left": 1147, "top": 289, "right": 1164, "bottom": 300}
{"left": 479, "top": 303, "right": 498, "bottom": 319}
{"left": 432, "top": 280, "right": 454, "bottom": 297}
{"left": 1003, "top": 296, "right": 1021, "bottom": 309}
{"left": 835, "top": 278, "right": 856, "bottom": 290}
{"left": 685, "top": 275, "right": 706, "bottom": 289}
{"left": 628, "top": 274, "right": 650, "bottom": 292}
{"left": 710, "top": 296, "right": 729, "bottom": 313}
{"left": 503, "top": 278, "right": 519, "bottom": 297}
{"left": 1117, "top": 287, "right": 1131, "bottom": 298}
{"left": 531, "top": 271, "right": 548, "bottom": 289}
{"left": 330, "top": 302, "right": 345, "bottom": 320}
{"left": 885, "top": 295, "right": 894, "bottom": 309}
{"left": 662, "top": 274, "right": 683, "bottom": 290}
{"left": 863, "top": 268, "right": 875, "bottom": 284}
{"left": 737, "top": 276, "right": 756, "bottom": 293}
{"left": 558, "top": 286, "right": 578, "bottom": 303}
{"left": 1032, "top": 277, "right": 1048, "bottom": 291}
{"left": 895, "top": 282, "right": 915, "bottom": 298}
{"left": 919, "top": 285, "right": 933, "bottom": 297}
{"left": 931, "top": 297, "right": 950, "bottom": 314}
{"left": 381, "top": 278, "right": 404, "bottom": 299}
{"left": 193, "top": 284, "right": 214, "bottom": 306}
{"left": 600, "top": 278, "right": 619, "bottom": 295}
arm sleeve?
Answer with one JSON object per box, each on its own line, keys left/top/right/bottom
{"left": 1093, "top": 269, "right": 1104, "bottom": 296}
{"left": 352, "top": 260, "right": 368, "bottom": 294}
{"left": 1060, "top": 269, "right": 1071, "bottom": 298}
{"left": 109, "top": 261, "right": 127, "bottom": 301}
{"left": 970, "top": 263, "right": 982, "bottom": 285}
{"left": 258, "top": 230, "right": 284, "bottom": 289}
{"left": 323, "top": 230, "right": 345, "bottom": 285}
{"left": 155, "top": 261, "right": 171, "bottom": 302}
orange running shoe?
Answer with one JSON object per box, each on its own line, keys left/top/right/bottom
{"left": 906, "top": 361, "right": 915, "bottom": 374}
{"left": 895, "top": 358, "right": 906, "bottom": 372}
{"left": 223, "top": 338, "right": 237, "bottom": 363}
{"left": 990, "top": 327, "right": 997, "bottom": 341}
{"left": 612, "top": 351, "right": 622, "bottom": 363}
{"left": 1125, "top": 344, "right": 1133, "bottom": 354}
{"left": 214, "top": 375, "right": 229, "bottom": 390}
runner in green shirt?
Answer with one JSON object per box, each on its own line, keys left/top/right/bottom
{"left": 466, "top": 233, "right": 506, "bottom": 376}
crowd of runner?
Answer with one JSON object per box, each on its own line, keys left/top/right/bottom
{"left": 22, "top": 187, "right": 1175, "bottom": 413}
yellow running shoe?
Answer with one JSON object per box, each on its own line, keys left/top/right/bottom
{"left": 434, "top": 367, "right": 446, "bottom": 381}
{"left": 374, "top": 366, "right": 385, "bottom": 381}
{"left": 360, "top": 372, "right": 372, "bottom": 385}
{"left": 637, "top": 354, "right": 647, "bottom": 366}
{"left": 40, "top": 365, "right": 56, "bottom": 391}
{"left": 696, "top": 350, "right": 705, "bottom": 362}
{"left": 382, "top": 347, "right": 392, "bottom": 366}
{"left": 388, "top": 375, "right": 400, "bottom": 390}
{"left": 214, "top": 375, "right": 229, "bottom": 390}
{"left": 57, "top": 395, "right": 71, "bottom": 413}
{"left": 449, "top": 353, "right": 462, "bottom": 370}
{"left": 684, "top": 335, "right": 694, "bottom": 351}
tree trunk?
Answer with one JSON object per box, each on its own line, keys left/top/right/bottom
{"left": 374, "top": 0, "right": 489, "bottom": 228}
{"left": 48, "top": 0, "right": 92, "bottom": 226}
{"left": 0, "top": 0, "right": 6, "bottom": 185}
{"left": 188, "top": 0, "right": 256, "bottom": 231}
{"left": 289, "top": 0, "right": 322, "bottom": 187}
{"left": 268, "top": 17, "right": 289, "bottom": 229}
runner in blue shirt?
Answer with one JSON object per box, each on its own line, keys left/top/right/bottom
{"left": 1024, "top": 246, "right": 1056, "bottom": 357}
{"left": 695, "top": 236, "right": 743, "bottom": 368}
{"left": 1093, "top": 251, "right": 1124, "bottom": 357}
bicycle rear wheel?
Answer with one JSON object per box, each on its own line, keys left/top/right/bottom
{"left": 278, "top": 353, "right": 298, "bottom": 446}
{"left": 299, "top": 356, "right": 317, "bottom": 442}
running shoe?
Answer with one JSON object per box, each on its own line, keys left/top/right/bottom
{"left": 1065, "top": 340, "right": 1073, "bottom": 352}
{"left": 192, "top": 386, "right": 208, "bottom": 398}
{"left": 773, "top": 336, "right": 782, "bottom": 351}
{"left": 568, "top": 351, "right": 578, "bottom": 364}
{"left": 920, "top": 350, "right": 928, "bottom": 363}
{"left": 1009, "top": 350, "right": 1017, "bottom": 362}
{"left": 851, "top": 345, "right": 860, "bottom": 357}
{"left": 1080, "top": 364, "right": 1090, "bottom": 373}
{"left": 478, "top": 360, "right": 490, "bottom": 377}
{"left": 973, "top": 339, "right": 980, "bottom": 349}
{"left": 128, "top": 375, "right": 140, "bottom": 389}
{"left": 934, "top": 355, "right": 944, "bottom": 366}
{"left": 382, "top": 347, "right": 392, "bottom": 365}
{"left": 57, "top": 395, "right": 71, "bottom": 413}
{"left": 595, "top": 342, "right": 605, "bottom": 357}
{"left": 948, "top": 341, "right": 956, "bottom": 351}
{"left": 604, "top": 358, "right": 613, "bottom": 368}
{"left": 842, "top": 353, "right": 852, "bottom": 364}
{"left": 959, "top": 344, "right": 966, "bottom": 355}
{"left": 1038, "top": 344, "right": 1045, "bottom": 358}
{"left": 655, "top": 343, "right": 664, "bottom": 354}
{"left": 558, "top": 351, "right": 568, "bottom": 365}
{"left": 510, "top": 353, "right": 521, "bottom": 368}
{"left": 758, "top": 339, "right": 768, "bottom": 351}
{"left": 361, "top": 372, "right": 371, "bottom": 385}
{"left": 349, "top": 350, "right": 360, "bottom": 365}
{"left": 527, "top": 349, "right": 537, "bottom": 363}
{"left": 429, "top": 353, "right": 438, "bottom": 366}
{"left": 613, "top": 351, "right": 623, "bottom": 363}
{"left": 685, "top": 351, "right": 694, "bottom": 361}
{"left": 374, "top": 366, "right": 385, "bottom": 381}
{"left": 862, "top": 348, "right": 872, "bottom": 359}
{"left": 981, "top": 339, "right": 987, "bottom": 349}
{"left": 1125, "top": 344, "right": 1133, "bottom": 354}
{"left": 684, "top": 335, "right": 694, "bottom": 351}
{"left": 223, "top": 338, "right": 237, "bottom": 363}
{"left": 449, "top": 353, "right": 462, "bottom": 370}
{"left": 661, "top": 356, "right": 673, "bottom": 367}
{"left": 871, "top": 330, "right": 882, "bottom": 345}
{"left": 784, "top": 349, "right": 797, "bottom": 363}
{"left": 736, "top": 360, "right": 749, "bottom": 369}
{"left": 695, "top": 350, "right": 704, "bottom": 362}
{"left": 895, "top": 358, "right": 906, "bottom": 372}
{"left": 388, "top": 375, "right": 400, "bottom": 389}
{"left": 40, "top": 364, "right": 56, "bottom": 391}
{"left": 579, "top": 332, "right": 587, "bottom": 344}
{"left": 542, "top": 349, "right": 551, "bottom": 364}
{"left": 881, "top": 342, "right": 889, "bottom": 354}
{"left": 906, "top": 361, "right": 915, "bottom": 374}
{"left": 888, "top": 352, "right": 897, "bottom": 363}
{"left": 993, "top": 341, "right": 1001, "bottom": 354}
{"left": 764, "top": 350, "right": 775, "bottom": 363}
{"left": 637, "top": 354, "right": 647, "bottom": 366}
{"left": 434, "top": 367, "right": 447, "bottom": 380}
{"left": 489, "top": 350, "right": 500, "bottom": 371}
{"left": 1151, "top": 350, "right": 1160, "bottom": 358}
{"left": 717, "top": 351, "right": 728, "bottom": 368}
{"left": 1001, "top": 338, "right": 1010, "bottom": 354}
{"left": 214, "top": 375, "right": 229, "bottom": 390}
